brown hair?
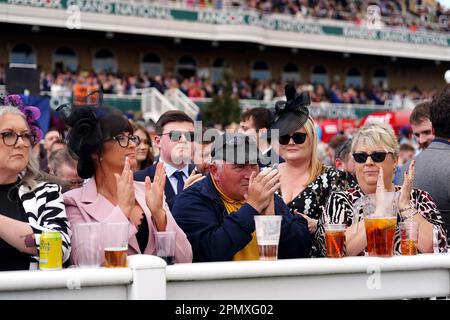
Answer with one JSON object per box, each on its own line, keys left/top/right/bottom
{"left": 133, "top": 123, "right": 155, "bottom": 170}
{"left": 154, "top": 111, "right": 194, "bottom": 135}
{"left": 409, "top": 101, "right": 431, "bottom": 125}
{"left": 240, "top": 108, "right": 274, "bottom": 131}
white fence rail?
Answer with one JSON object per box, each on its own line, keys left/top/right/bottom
{"left": 1, "top": 254, "right": 450, "bottom": 300}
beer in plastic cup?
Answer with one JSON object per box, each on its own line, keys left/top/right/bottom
{"left": 324, "top": 223, "right": 346, "bottom": 258}
{"left": 254, "top": 215, "right": 282, "bottom": 261}
{"left": 103, "top": 222, "right": 129, "bottom": 268}
{"left": 399, "top": 220, "right": 419, "bottom": 255}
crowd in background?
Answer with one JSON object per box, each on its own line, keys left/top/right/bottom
{"left": 31, "top": 69, "right": 438, "bottom": 106}
{"left": 165, "top": 0, "right": 450, "bottom": 33}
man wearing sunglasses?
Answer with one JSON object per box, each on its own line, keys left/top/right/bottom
{"left": 171, "top": 132, "right": 311, "bottom": 262}
{"left": 134, "top": 111, "right": 196, "bottom": 210}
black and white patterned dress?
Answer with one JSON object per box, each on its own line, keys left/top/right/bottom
{"left": 277, "top": 166, "right": 356, "bottom": 257}
{"left": 315, "top": 185, "right": 448, "bottom": 257}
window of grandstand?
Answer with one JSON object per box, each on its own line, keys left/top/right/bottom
{"left": 372, "top": 69, "right": 388, "bottom": 89}
{"left": 92, "top": 49, "right": 117, "bottom": 73}
{"left": 141, "top": 53, "right": 163, "bottom": 76}
{"left": 211, "top": 58, "right": 228, "bottom": 83}
{"left": 250, "top": 61, "right": 271, "bottom": 80}
{"left": 345, "top": 67, "right": 362, "bottom": 88}
{"left": 311, "top": 65, "right": 328, "bottom": 87}
{"left": 10, "top": 43, "right": 36, "bottom": 65}
{"left": 53, "top": 46, "right": 78, "bottom": 73}
{"left": 176, "top": 55, "right": 197, "bottom": 79}
{"left": 282, "top": 63, "right": 300, "bottom": 82}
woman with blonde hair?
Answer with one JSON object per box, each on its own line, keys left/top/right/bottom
{"left": 272, "top": 85, "right": 353, "bottom": 257}
{"left": 316, "top": 122, "right": 447, "bottom": 256}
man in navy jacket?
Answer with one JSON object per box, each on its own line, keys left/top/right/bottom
{"left": 172, "top": 132, "right": 311, "bottom": 262}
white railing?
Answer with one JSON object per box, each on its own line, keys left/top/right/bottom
{"left": 166, "top": 254, "right": 450, "bottom": 300}
{"left": 1, "top": 254, "right": 450, "bottom": 300}
{"left": 0, "top": 255, "right": 166, "bottom": 300}
{"left": 164, "top": 88, "right": 200, "bottom": 120}
{"left": 141, "top": 88, "right": 177, "bottom": 123}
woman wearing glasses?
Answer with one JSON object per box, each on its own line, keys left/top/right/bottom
{"left": 63, "top": 108, "right": 192, "bottom": 265}
{"left": 0, "top": 100, "right": 71, "bottom": 271}
{"left": 272, "top": 85, "right": 354, "bottom": 257}
{"left": 316, "top": 123, "right": 447, "bottom": 256}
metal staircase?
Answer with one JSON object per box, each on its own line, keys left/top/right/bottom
{"left": 141, "top": 88, "right": 199, "bottom": 123}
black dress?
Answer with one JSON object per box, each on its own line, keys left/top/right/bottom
{"left": 0, "top": 180, "right": 31, "bottom": 271}
{"left": 277, "top": 166, "right": 356, "bottom": 256}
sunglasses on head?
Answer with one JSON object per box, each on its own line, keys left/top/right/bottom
{"left": 279, "top": 132, "right": 307, "bottom": 145}
{"left": 352, "top": 151, "right": 390, "bottom": 163}
{"left": 162, "top": 130, "right": 195, "bottom": 142}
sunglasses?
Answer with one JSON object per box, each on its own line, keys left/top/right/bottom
{"left": 352, "top": 152, "right": 390, "bottom": 163}
{"left": 279, "top": 132, "right": 307, "bottom": 145}
{"left": 162, "top": 131, "right": 195, "bottom": 142}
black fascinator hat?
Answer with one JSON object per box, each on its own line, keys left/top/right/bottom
{"left": 271, "top": 84, "right": 310, "bottom": 136}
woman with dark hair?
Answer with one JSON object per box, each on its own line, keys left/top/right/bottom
{"left": 63, "top": 107, "right": 192, "bottom": 265}
{"left": 0, "top": 95, "right": 71, "bottom": 271}
{"left": 133, "top": 123, "right": 154, "bottom": 171}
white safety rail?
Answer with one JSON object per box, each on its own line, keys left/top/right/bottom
{"left": 166, "top": 254, "right": 450, "bottom": 300}
{"left": 164, "top": 88, "right": 200, "bottom": 121}
{"left": 141, "top": 88, "right": 176, "bottom": 123}
{"left": 0, "top": 255, "right": 166, "bottom": 300}
{"left": 1, "top": 254, "right": 450, "bottom": 300}
{"left": 142, "top": 88, "right": 199, "bottom": 123}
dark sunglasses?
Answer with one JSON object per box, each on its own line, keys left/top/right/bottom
{"left": 279, "top": 132, "right": 307, "bottom": 145}
{"left": 352, "top": 151, "right": 390, "bottom": 163}
{"left": 162, "top": 131, "right": 195, "bottom": 142}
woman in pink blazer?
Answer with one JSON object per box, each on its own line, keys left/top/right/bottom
{"left": 63, "top": 108, "right": 192, "bottom": 265}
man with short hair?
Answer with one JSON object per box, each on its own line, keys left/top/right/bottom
{"left": 39, "top": 128, "right": 63, "bottom": 172}
{"left": 411, "top": 86, "right": 450, "bottom": 240}
{"left": 48, "top": 148, "right": 83, "bottom": 192}
{"left": 239, "top": 107, "right": 283, "bottom": 167}
{"left": 134, "top": 110, "right": 196, "bottom": 209}
{"left": 172, "top": 132, "right": 311, "bottom": 262}
{"left": 410, "top": 101, "right": 435, "bottom": 150}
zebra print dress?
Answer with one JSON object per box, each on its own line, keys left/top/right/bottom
{"left": 315, "top": 185, "right": 448, "bottom": 257}
{"left": 18, "top": 181, "right": 72, "bottom": 269}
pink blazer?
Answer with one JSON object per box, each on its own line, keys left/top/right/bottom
{"left": 63, "top": 178, "right": 192, "bottom": 265}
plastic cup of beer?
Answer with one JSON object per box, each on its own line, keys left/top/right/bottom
{"left": 155, "top": 231, "right": 176, "bottom": 265}
{"left": 399, "top": 220, "right": 419, "bottom": 255}
{"left": 254, "top": 215, "right": 282, "bottom": 261}
{"left": 324, "top": 223, "right": 346, "bottom": 258}
{"left": 103, "top": 222, "right": 129, "bottom": 268}
{"left": 73, "top": 222, "right": 102, "bottom": 268}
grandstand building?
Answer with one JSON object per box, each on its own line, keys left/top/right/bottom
{"left": 1, "top": 0, "right": 449, "bottom": 91}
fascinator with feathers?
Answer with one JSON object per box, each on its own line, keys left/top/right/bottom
{"left": 0, "top": 94, "right": 43, "bottom": 144}
{"left": 271, "top": 84, "right": 310, "bottom": 136}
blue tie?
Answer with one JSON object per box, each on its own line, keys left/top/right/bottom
{"left": 172, "top": 171, "right": 185, "bottom": 195}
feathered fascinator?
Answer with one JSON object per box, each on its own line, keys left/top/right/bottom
{"left": 0, "top": 94, "right": 43, "bottom": 143}
{"left": 270, "top": 84, "right": 310, "bottom": 136}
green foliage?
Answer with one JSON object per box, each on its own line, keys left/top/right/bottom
{"left": 202, "top": 68, "right": 241, "bottom": 127}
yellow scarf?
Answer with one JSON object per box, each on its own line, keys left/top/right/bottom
{"left": 211, "top": 175, "right": 259, "bottom": 261}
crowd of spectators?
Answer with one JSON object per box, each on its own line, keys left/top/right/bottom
{"left": 35, "top": 69, "right": 438, "bottom": 107}
{"left": 166, "top": 0, "right": 450, "bottom": 32}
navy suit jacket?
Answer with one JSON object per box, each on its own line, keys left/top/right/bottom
{"left": 134, "top": 163, "right": 195, "bottom": 210}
